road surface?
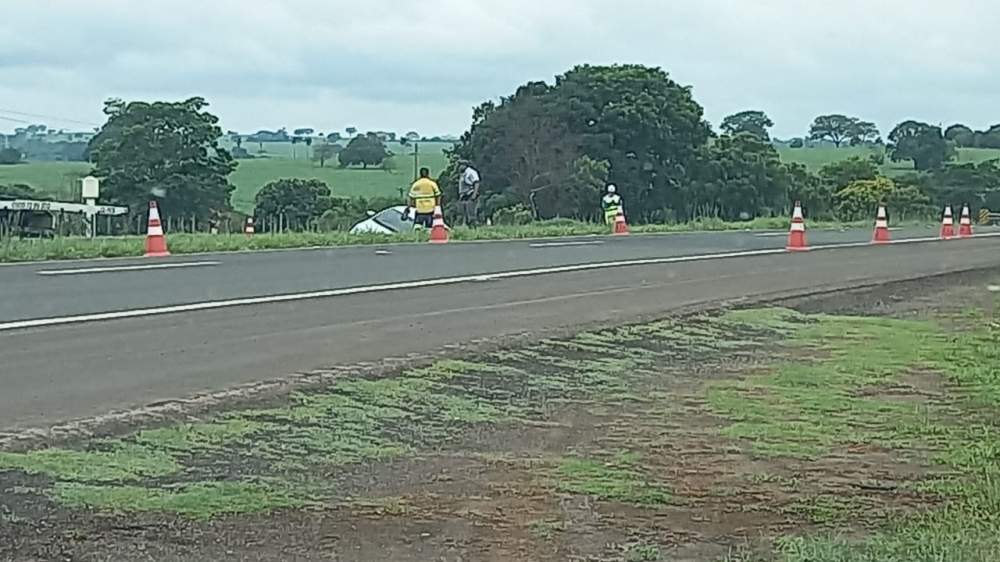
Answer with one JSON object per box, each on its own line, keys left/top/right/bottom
{"left": 0, "top": 225, "right": 957, "bottom": 321}
{"left": 2, "top": 227, "right": 999, "bottom": 430}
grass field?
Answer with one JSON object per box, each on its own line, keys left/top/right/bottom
{"left": 0, "top": 161, "right": 92, "bottom": 201}
{"left": 0, "top": 141, "right": 452, "bottom": 213}
{"left": 4, "top": 144, "right": 998, "bottom": 216}
{"left": 777, "top": 145, "right": 1000, "bottom": 175}
{"left": 3, "top": 273, "right": 1000, "bottom": 560}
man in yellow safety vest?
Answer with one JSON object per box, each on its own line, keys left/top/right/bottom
{"left": 407, "top": 167, "right": 441, "bottom": 228}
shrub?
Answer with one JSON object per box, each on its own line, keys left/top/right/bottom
{"left": 492, "top": 204, "right": 534, "bottom": 225}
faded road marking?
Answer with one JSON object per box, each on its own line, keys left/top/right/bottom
{"left": 530, "top": 241, "right": 606, "bottom": 248}
{"left": 3, "top": 233, "right": 1000, "bottom": 332}
{"left": 37, "top": 261, "right": 222, "bottom": 276}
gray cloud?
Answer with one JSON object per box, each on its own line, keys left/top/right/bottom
{"left": 1, "top": 0, "right": 998, "bottom": 137}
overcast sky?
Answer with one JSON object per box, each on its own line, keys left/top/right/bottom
{"left": 1, "top": 0, "right": 996, "bottom": 139}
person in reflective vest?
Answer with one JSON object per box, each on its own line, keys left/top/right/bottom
{"left": 407, "top": 167, "right": 441, "bottom": 228}
{"left": 602, "top": 184, "right": 622, "bottom": 225}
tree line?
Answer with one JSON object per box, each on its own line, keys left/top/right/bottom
{"left": 444, "top": 64, "right": 999, "bottom": 224}
{"left": 13, "top": 64, "right": 997, "bottom": 233}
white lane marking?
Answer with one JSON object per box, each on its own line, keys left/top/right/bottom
{"left": 530, "top": 241, "right": 606, "bottom": 248}
{"left": 753, "top": 232, "right": 787, "bottom": 237}
{"left": 0, "top": 248, "right": 788, "bottom": 331}
{"left": 3, "top": 232, "right": 1000, "bottom": 332}
{"left": 36, "top": 261, "right": 222, "bottom": 276}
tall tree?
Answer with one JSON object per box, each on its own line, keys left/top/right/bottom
{"left": 944, "top": 124, "right": 975, "bottom": 147}
{"left": 452, "top": 64, "right": 712, "bottom": 222}
{"left": 809, "top": 114, "right": 858, "bottom": 147}
{"left": 0, "top": 148, "right": 23, "bottom": 165}
{"left": 338, "top": 133, "right": 390, "bottom": 169}
{"left": 687, "top": 133, "right": 790, "bottom": 219}
{"left": 927, "top": 160, "right": 1000, "bottom": 208}
{"left": 452, "top": 84, "right": 582, "bottom": 219}
{"left": 887, "top": 120, "right": 954, "bottom": 171}
{"left": 312, "top": 143, "right": 340, "bottom": 168}
{"left": 818, "top": 156, "right": 879, "bottom": 192}
{"left": 847, "top": 120, "right": 879, "bottom": 146}
{"left": 974, "top": 124, "right": 1000, "bottom": 149}
{"left": 785, "top": 163, "right": 831, "bottom": 218}
{"left": 254, "top": 178, "right": 333, "bottom": 230}
{"left": 87, "top": 97, "right": 235, "bottom": 221}
{"left": 720, "top": 110, "right": 774, "bottom": 140}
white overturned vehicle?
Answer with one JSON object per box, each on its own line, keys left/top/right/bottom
{"left": 349, "top": 206, "right": 449, "bottom": 235}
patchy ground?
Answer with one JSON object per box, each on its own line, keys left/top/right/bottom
{"left": 3, "top": 270, "right": 1000, "bottom": 562}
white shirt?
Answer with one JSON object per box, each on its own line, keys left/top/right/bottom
{"left": 460, "top": 167, "right": 481, "bottom": 195}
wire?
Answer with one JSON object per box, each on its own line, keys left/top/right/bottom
{"left": 0, "top": 108, "right": 100, "bottom": 127}
{"left": 0, "top": 114, "right": 32, "bottom": 124}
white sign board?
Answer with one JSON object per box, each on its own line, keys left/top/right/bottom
{"left": 81, "top": 176, "right": 100, "bottom": 200}
{"left": 0, "top": 199, "right": 129, "bottom": 216}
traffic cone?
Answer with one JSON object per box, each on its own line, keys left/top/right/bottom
{"left": 872, "top": 204, "right": 890, "bottom": 244}
{"left": 429, "top": 205, "right": 448, "bottom": 244}
{"left": 612, "top": 208, "right": 630, "bottom": 236}
{"left": 959, "top": 205, "right": 974, "bottom": 238}
{"left": 144, "top": 201, "right": 170, "bottom": 257}
{"left": 786, "top": 201, "right": 808, "bottom": 251}
{"left": 244, "top": 217, "right": 255, "bottom": 237}
{"left": 940, "top": 206, "right": 955, "bottom": 240}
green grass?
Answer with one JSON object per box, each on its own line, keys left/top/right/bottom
{"left": 626, "top": 544, "right": 662, "bottom": 561}
{"left": 0, "top": 161, "right": 91, "bottom": 200}
{"left": 4, "top": 298, "right": 999, "bottom": 560}
{"left": 6, "top": 143, "right": 998, "bottom": 216}
{"left": 709, "top": 312, "right": 947, "bottom": 460}
{"left": 0, "top": 443, "right": 179, "bottom": 482}
{"left": 709, "top": 305, "right": 1000, "bottom": 561}
{"left": 776, "top": 146, "right": 1000, "bottom": 176}
{"left": 2, "top": 141, "right": 452, "bottom": 214}
{"left": 0, "top": 350, "right": 638, "bottom": 516}
{"left": 776, "top": 145, "right": 885, "bottom": 172}
{"left": 229, "top": 146, "right": 450, "bottom": 212}
{"left": 0, "top": 319, "right": 677, "bottom": 518}
{"left": 555, "top": 455, "right": 671, "bottom": 506}
{"left": 0, "top": 215, "right": 910, "bottom": 263}
{"left": 53, "top": 481, "right": 303, "bottom": 520}
{"left": 133, "top": 419, "right": 271, "bottom": 452}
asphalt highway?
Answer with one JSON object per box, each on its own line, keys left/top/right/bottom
{"left": 2, "top": 228, "right": 999, "bottom": 431}
{"left": 0, "top": 225, "right": 953, "bottom": 322}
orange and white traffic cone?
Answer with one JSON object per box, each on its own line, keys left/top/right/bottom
{"left": 612, "top": 208, "right": 629, "bottom": 236}
{"left": 940, "top": 206, "right": 955, "bottom": 240}
{"left": 872, "top": 204, "right": 890, "bottom": 244}
{"left": 786, "top": 201, "right": 808, "bottom": 251}
{"left": 244, "top": 217, "right": 255, "bottom": 237}
{"left": 429, "top": 205, "right": 449, "bottom": 244}
{"left": 144, "top": 201, "right": 170, "bottom": 257}
{"left": 958, "top": 205, "right": 974, "bottom": 238}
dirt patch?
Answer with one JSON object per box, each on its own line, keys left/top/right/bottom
{"left": 786, "top": 267, "right": 1000, "bottom": 318}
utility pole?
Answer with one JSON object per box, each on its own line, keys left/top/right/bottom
{"left": 412, "top": 142, "right": 420, "bottom": 181}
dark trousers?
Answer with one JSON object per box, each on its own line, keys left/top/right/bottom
{"left": 459, "top": 197, "right": 479, "bottom": 226}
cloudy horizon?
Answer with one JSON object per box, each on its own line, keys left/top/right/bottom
{"left": 1, "top": 0, "right": 996, "bottom": 139}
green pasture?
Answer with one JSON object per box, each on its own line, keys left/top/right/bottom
{"left": 4, "top": 144, "right": 998, "bottom": 215}
{"left": 1, "top": 141, "right": 452, "bottom": 214}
